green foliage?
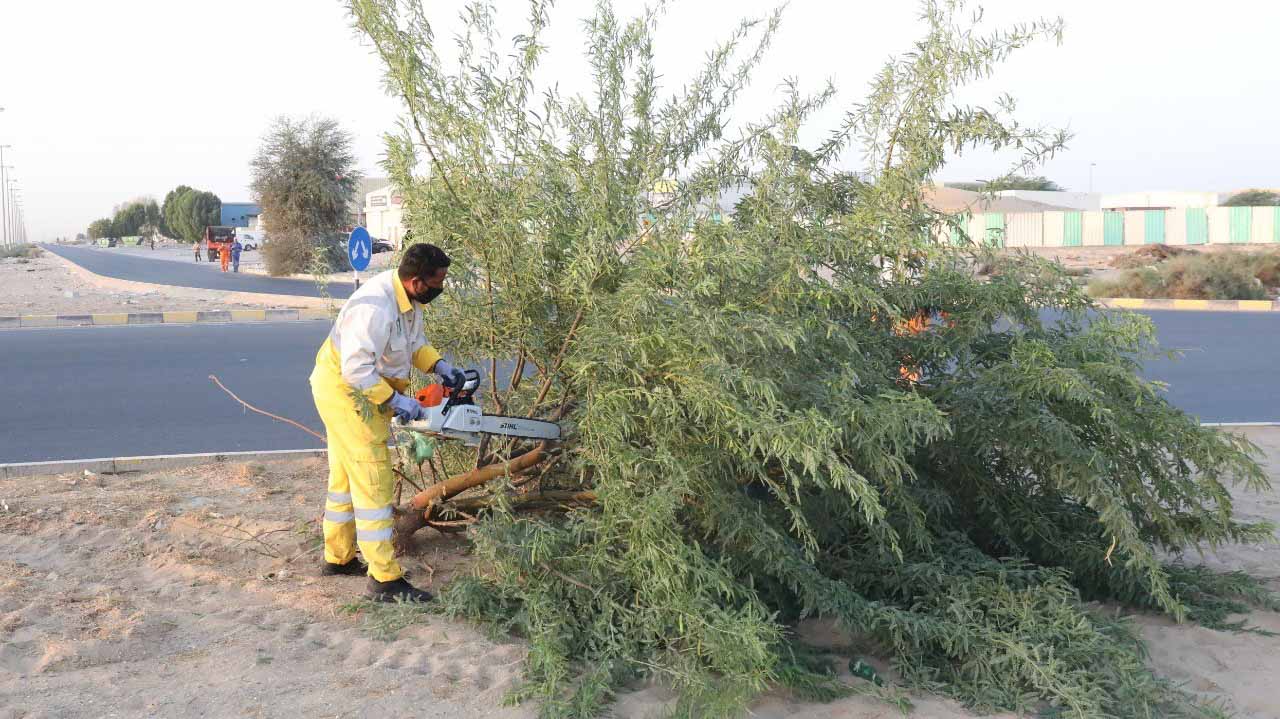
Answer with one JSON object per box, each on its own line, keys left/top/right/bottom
{"left": 337, "top": 598, "right": 432, "bottom": 641}
{"left": 949, "top": 174, "right": 1064, "bottom": 192}
{"left": 352, "top": 1, "right": 1277, "bottom": 717}
{"left": 87, "top": 218, "right": 113, "bottom": 239}
{"left": 160, "top": 186, "right": 222, "bottom": 242}
{"left": 1090, "top": 250, "right": 1280, "bottom": 299}
{"left": 250, "top": 115, "right": 361, "bottom": 275}
{"left": 1222, "top": 189, "right": 1280, "bottom": 207}
{"left": 109, "top": 198, "right": 163, "bottom": 238}
{"left": 162, "top": 184, "right": 193, "bottom": 239}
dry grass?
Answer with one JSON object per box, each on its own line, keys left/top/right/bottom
{"left": 1090, "top": 249, "right": 1280, "bottom": 300}
{"left": 0, "top": 244, "right": 42, "bottom": 260}
{"left": 1109, "top": 244, "right": 1199, "bottom": 269}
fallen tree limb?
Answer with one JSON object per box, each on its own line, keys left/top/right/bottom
{"left": 407, "top": 447, "right": 547, "bottom": 510}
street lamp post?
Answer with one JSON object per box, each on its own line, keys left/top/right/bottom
{"left": 0, "top": 149, "right": 9, "bottom": 247}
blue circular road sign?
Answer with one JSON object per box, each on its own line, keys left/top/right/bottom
{"left": 348, "top": 227, "right": 372, "bottom": 271}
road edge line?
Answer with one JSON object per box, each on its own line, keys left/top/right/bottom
{"left": 1098, "top": 297, "right": 1279, "bottom": 313}
{"left": 0, "top": 448, "right": 327, "bottom": 480}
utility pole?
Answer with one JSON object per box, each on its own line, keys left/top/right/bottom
{"left": 0, "top": 151, "right": 9, "bottom": 247}
{"left": 5, "top": 177, "right": 16, "bottom": 247}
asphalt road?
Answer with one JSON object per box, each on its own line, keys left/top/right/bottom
{"left": 2, "top": 322, "right": 331, "bottom": 463}
{"left": 1138, "top": 310, "right": 1280, "bottom": 424}
{"left": 43, "top": 243, "right": 355, "bottom": 299}
{"left": 0, "top": 310, "right": 1276, "bottom": 464}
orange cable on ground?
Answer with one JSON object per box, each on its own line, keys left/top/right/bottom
{"left": 208, "top": 374, "right": 327, "bottom": 443}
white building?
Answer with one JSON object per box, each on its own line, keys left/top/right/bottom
{"left": 995, "top": 190, "right": 1101, "bottom": 211}
{"left": 1100, "top": 191, "right": 1223, "bottom": 211}
{"left": 364, "top": 185, "right": 406, "bottom": 247}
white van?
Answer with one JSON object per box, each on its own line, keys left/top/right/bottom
{"left": 235, "top": 228, "right": 266, "bottom": 251}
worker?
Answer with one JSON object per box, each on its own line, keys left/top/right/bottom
{"left": 193, "top": 241, "right": 202, "bottom": 262}
{"left": 231, "top": 238, "right": 243, "bottom": 273}
{"left": 219, "top": 240, "right": 230, "bottom": 272}
{"left": 310, "top": 243, "right": 466, "bottom": 603}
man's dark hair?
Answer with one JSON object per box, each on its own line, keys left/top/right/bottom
{"left": 398, "top": 243, "right": 451, "bottom": 281}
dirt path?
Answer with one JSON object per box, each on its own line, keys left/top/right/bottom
{"left": 2, "top": 430, "right": 1278, "bottom": 718}
{"left": 0, "top": 459, "right": 528, "bottom": 719}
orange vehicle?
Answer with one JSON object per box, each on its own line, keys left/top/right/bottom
{"left": 203, "top": 226, "right": 236, "bottom": 262}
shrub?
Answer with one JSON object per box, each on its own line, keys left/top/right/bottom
{"left": 1091, "top": 251, "right": 1278, "bottom": 300}
{"left": 0, "top": 243, "right": 42, "bottom": 260}
{"left": 353, "top": 1, "right": 1278, "bottom": 716}
{"left": 260, "top": 231, "right": 314, "bottom": 277}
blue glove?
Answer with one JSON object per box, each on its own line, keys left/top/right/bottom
{"left": 388, "top": 392, "right": 424, "bottom": 422}
{"left": 434, "top": 359, "right": 466, "bottom": 390}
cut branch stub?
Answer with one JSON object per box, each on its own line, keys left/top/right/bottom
{"left": 408, "top": 447, "right": 547, "bottom": 511}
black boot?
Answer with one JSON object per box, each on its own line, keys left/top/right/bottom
{"left": 366, "top": 576, "right": 433, "bottom": 603}
{"left": 321, "top": 557, "right": 367, "bottom": 577}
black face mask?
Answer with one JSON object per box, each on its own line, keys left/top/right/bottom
{"left": 412, "top": 285, "right": 444, "bottom": 304}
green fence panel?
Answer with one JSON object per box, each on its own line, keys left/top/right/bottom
{"left": 1230, "top": 207, "right": 1252, "bottom": 243}
{"left": 1063, "top": 212, "right": 1083, "bottom": 247}
{"left": 1103, "top": 211, "right": 1124, "bottom": 246}
{"left": 984, "top": 212, "right": 1005, "bottom": 248}
{"left": 1144, "top": 210, "right": 1165, "bottom": 244}
{"left": 1186, "top": 208, "right": 1208, "bottom": 245}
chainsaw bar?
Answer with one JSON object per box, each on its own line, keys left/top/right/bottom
{"left": 477, "top": 415, "right": 561, "bottom": 441}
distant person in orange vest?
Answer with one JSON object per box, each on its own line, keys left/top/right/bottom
{"left": 220, "top": 241, "right": 230, "bottom": 272}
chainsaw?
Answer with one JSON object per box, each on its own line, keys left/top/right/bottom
{"left": 393, "top": 369, "right": 561, "bottom": 447}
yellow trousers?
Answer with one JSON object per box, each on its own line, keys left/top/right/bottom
{"left": 310, "top": 350, "right": 403, "bottom": 582}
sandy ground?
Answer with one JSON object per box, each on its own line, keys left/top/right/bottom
{"left": 0, "top": 250, "right": 305, "bottom": 316}
{"left": 2, "top": 429, "right": 1278, "bottom": 718}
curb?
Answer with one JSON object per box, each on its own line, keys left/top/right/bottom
{"left": 0, "top": 308, "right": 332, "bottom": 329}
{"left": 0, "top": 448, "right": 328, "bottom": 480}
{"left": 44, "top": 247, "right": 341, "bottom": 311}
{"left": 1097, "top": 298, "right": 1279, "bottom": 312}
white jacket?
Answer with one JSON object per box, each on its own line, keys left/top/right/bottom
{"left": 314, "top": 269, "right": 442, "bottom": 404}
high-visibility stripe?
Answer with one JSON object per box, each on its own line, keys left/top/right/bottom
{"left": 325, "top": 510, "right": 355, "bottom": 523}
{"left": 354, "top": 506, "right": 393, "bottom": 521}
{"left": 357, "top": 527, "right": 393, "bottom": 542}
{"left": 327, "top": 491, "right": 353, "bottom": 504}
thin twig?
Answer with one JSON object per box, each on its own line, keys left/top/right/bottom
{"left": 393, "top": 467, "right": 424, "bottom": 494}
{"left": 528, "top": 307, "right": 584, "bottom": 417}
{"left": 539, "top": 562, "right": 592, "bottom": 592}
{"left": 209, "top": 375, "right": 326, "bottom": 442}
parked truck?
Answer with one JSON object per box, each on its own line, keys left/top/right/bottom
{"left": 203, "top": 226, "right": 236, "bottom": 261}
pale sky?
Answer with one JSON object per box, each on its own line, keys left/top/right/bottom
{"left": 1, "top": 0, "right": 1277, "bottom": 242}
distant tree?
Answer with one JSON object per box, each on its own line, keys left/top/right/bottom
{"left": 87, "top": 218, "right": 113, "bottom": 239}
{"left": 159, "top": 186, "right": 220, "bottom": 242}
{"left": 143, "top": 199, "right": 165, "bottom": 237}
{"left": 162, "top": 185, "right": 194, "bottom": 239}
{"left": 166, "top": 189, "right": 222, "bottom": 242}
{"left": 251, "top": 115, "right": 361, "bottom": 275}
{"left": 948, "top": 175, "right": 1064, "bottom": 192}
{"left": 111, "top": 201, "right": 149, "bottom": 237}
{"left": 1223, "top": 189, "right": 1280, "bottom": 207}
{"left": 74, "top": 232, "right": 87, "bottom": 242}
